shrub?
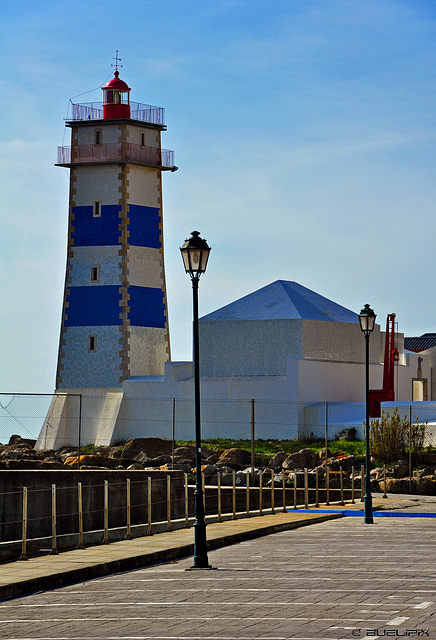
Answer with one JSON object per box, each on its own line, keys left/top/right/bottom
{"left": 369, "top": 408, "right": 427, "bottom": 463}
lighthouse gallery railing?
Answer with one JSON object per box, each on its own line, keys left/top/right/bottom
{"left": 57, "top": 143, "right": 175, "bottom": 169}
{"left": 68, "top": 100, "right": 165, "bottom": 126}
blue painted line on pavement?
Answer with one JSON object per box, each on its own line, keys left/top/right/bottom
{"left": 288, "top": 509, "right": 436, "bottom": 518}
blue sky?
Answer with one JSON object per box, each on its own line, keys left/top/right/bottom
{"left": 1, "top": 0, "right": 436, "bottom": 393}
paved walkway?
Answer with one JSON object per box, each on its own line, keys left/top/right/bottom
{"left": 0, "top": 494, "right": 434, "bottom": 639}
{"left": 0, "top": 494, "right": 424, "bottom": 602}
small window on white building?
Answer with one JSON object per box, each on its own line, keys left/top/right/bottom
{"left": 93, "top": 201, "right": 101, "bottom": 217}
{"left": 95, "top": 130, "right": 102, "bottom": 145}
{"left": 88, "top": 335, "right": 97, "bottom": 352}
{"left": 91, "top": 265, "right": 100, "bottom": 283}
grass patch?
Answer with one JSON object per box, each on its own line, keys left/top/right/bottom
{"left": 176, "top": 438, "right": 366, "bottom": 458}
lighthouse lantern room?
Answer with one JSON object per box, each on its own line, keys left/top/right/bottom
{"left": 103, "top": 70, "right": 131, "bottom": 119}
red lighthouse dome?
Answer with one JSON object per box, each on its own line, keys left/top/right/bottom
{"left": 102, "top": 70, "right": 131, "bottom": 119}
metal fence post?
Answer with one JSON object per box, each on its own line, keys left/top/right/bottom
{"left": 293, "top": 470, "right": 297, "bottom": 509}
{"left": 217, "top": 471, "right": 222, "bottom": 522}
{"left": 77, "top": 482, "right": 85, "bottom": 549}
{"left": 147, "top": 476, "right": 152, "bottom": 535}
{"left": 315, "top": 469, "right": 319, "bottom": 508}
{"left": 271, "top": 469, "right": 275, "bottom": 514}
{"left": 246, "top": 472, "right": 250, "bottom": 517}
{"left": 326, "top": 467, "right": 330, "bottom": 506}
{"left": 325, "top": 401, "right": 328, "bottom": 467}
{"left": 360, "top": 464, "right": 365, "bottom": 502}
{"left": 282, "top": 471, "right": 287, "bottom": 513}
{"left": 51, "top": 484, "right": 58, "bottom": 555}
{"left": 184, "top": 473, "right": 189, "bottom": 527}
{"left": 104, "top": 480, "right": 109, "bottom": 544}
{"left": 20, "top": 486, "right": 28, "bottom": 561}
{"left": 259, "top": 470, "right": 263, "bottom": 516}
{"left": 232, "top": 471, "right": 236, "bottom": 520}
{"left": 251, "top": 399, "right": 255, "bottom": 475}
{"left": 304, "top": 468, "right": 309, "bottom": 509}
{"left": 78, "top": 393, "right": 83, "bottom": 462}
{"left": 126, "top": 478, "right": 131, "bottom": 539}
{"left": 351, "top": 466, "right": 355, "bottom": 504}
{"left": 409, "top": 405, "right": 413, "bottom": 494}
{"left": 339, "top": 466, "right": 344, "bottom": 506}
{"left": 383, "top": 464, "right": 388, "bottom": 499}
{"left": 167, "top": 474, "right": 172, "bottom": 532}
{"left": 171, "top": 397, "right": 176, "bottom": 470}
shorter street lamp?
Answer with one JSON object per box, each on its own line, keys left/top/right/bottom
{"left": 358, "top": 303, "right": 377, "bottom": 525}
{"left": 180, "top": 231, "right": 211, "bottom": 568}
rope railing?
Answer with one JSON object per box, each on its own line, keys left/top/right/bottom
{"left": 1, "top": 471, "right": 362, "bottom": 563}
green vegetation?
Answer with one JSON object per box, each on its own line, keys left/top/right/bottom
{"left": 177, "top": 438, "right": 366, "bottom": 458}
{"left": 369, "top": 408, "right": 427, "bottom": 464}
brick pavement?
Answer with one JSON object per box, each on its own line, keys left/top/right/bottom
{"left": 0, "top": 496, "right": 434, "bottom": 640}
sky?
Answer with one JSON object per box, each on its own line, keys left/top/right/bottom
{"left": 1, "top": 0, "right": 436, "bottom": 394}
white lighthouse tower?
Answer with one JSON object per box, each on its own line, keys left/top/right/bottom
{"left": 55, "top": 64, "right": 176, "bottom": 391}
{"left": 37, "top": 62, "right": 177, "bottom": 449}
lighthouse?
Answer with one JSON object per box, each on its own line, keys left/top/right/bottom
{"left": 55, "top": 65, "right": 176, "bottom": 391}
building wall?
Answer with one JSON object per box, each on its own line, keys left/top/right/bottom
{"left": 302, "top": 319, "right": 381, "bottom": 364}
{"left": 296, "top": 359, "right": 383, "bottom": 402}
{"left": 199, "top": 319, "right": 303, "bottom": 376}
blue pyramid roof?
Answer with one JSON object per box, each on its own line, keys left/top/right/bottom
{"left": 201, "top": 280, "right": 358, "bottom": 323}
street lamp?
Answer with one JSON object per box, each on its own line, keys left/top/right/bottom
{"left": 180, "top": 231, "right": 211, "bottom": 568}
{"left": 358, "top": 303, "right": 377, "bottom": 525}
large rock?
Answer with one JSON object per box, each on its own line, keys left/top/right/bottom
{"left": 139, "top": 454, "right": 171, "bottom": 468}
{"left": 216, "top": 448, "right": 251, "bottom": 470}
{"left": 5, "top": 459, "right": 42, "bottom": 469}
{"left": 329, "top": 455, "right": 356, "bottom": 473}
{"left": 379, "top": 477, "right": 414, "bottom": 493}
{"left": 173, "top": 446, "right": 196, "bottom": 465}
{"left": 318, "top": 448, "right": 332, "bottom": 463}
{"left": 283, "top": 448, "right": 318, "bottom": 470}
{"left": 159, "top": 462, "right": 191, "bottom": 472}
{"left": 39, "top": 460, "right": 66, "bottom": 469}
{"left": 267, "top": 451, "right": 288, "bottom": 470}
{"left": 121, "top": 438, "right": 173, "bottom": 460}
{"left": 201, "top": 448, "right": 220, "bottom": 465}
{"left": 8, "top": 435, "right": 36, "bottom": 448}
{"left": 416, "top": 475, "right": 436, "bottom": 496}
{"left": 64, "top": 455, "right": 120, "bottom": 469}
{"left": 392, "top": 460, "right": 410, "bottom": 478}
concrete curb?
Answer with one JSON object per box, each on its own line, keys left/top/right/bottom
{"left": 0, "top": 512, "right": 342, "bottom": 601}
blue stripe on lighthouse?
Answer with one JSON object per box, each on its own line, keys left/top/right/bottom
{"left": 128, "top": 205, "right": 161, "bottom": 248}
{"left": 72, "top": 205, "right": 121, "bottom": 246}
{"left": 65, "top": 286, "right": 122, "bottom": 326}
{"left": 128, "top": 286, "right": 166, "bottom": 328}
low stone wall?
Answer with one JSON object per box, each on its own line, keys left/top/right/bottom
{"left": 0, "top": 470, "right": 358, "bottom": 563}
{"left": 0, "top": 470, "right": 186, "bottom": 543}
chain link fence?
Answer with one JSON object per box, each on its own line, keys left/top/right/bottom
{"left": 1, "top": 393, "right": 435, "bottom": 453}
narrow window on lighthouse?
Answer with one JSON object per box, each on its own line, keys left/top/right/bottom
{"left": 93, "top": 201, "right": 101, "bottom": 217}
{"left": 88, "top": 335, "right": 97, "bottom": 352}
{"left": 141, "top": 132, "right": 145, "bottom": 146}
{"left": 91, "top": 265, "right": 100, "bottom": 283}
{"left": 94, "top": 130, "right": 102, "bottom": 145}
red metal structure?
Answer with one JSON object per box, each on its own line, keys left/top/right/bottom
{"left": 102, "top": 70, "right": 131, "bottom": 119}
{"left": 368, "top": 313, "right": 399, "bottom": 417}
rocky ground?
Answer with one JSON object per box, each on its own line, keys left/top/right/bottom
{"left": 1, "top": 435, "right": 435, "bottom": 494}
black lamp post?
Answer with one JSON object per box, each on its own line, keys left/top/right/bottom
{"left": 358, "top": 303, "right": 377, "bottom": 525}
{"left": 180, "top": 231, "right": 211, "bottom": 568}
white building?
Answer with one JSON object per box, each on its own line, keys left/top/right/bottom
{"left": 36, "top": 280, "right": 432, "bottom": 449}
